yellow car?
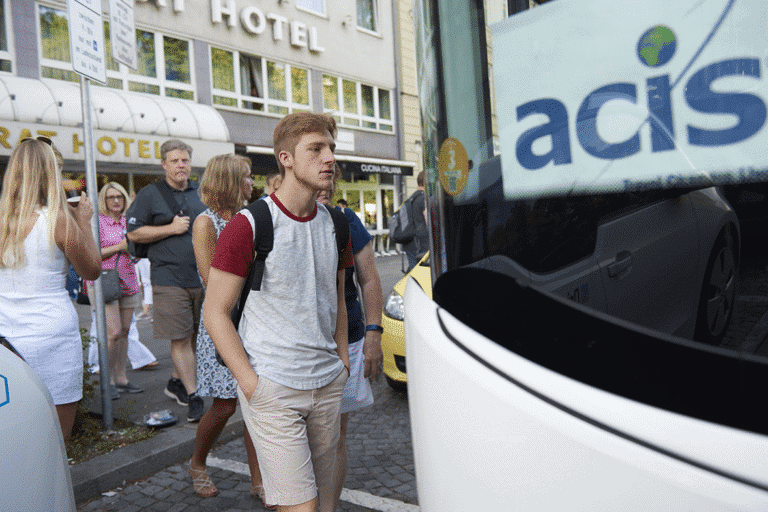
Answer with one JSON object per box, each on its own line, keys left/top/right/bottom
{"left": 382, "top": 253, "right": 432, "bottom": 390}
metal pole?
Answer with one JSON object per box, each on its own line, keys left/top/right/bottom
{"left": 80, "top": 76, "right": 113, "bottom": 431}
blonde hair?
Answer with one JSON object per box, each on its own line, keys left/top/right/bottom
{"left": 0, "top": 139, "right": 66, "bottom": 268}
{"left": 199, "top": 154, "right": 252, "bottom": 214}
{"left": 97, "top": 182, "right": 132, "bottom": 217}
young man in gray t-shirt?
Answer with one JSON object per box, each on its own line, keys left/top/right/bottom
{"left": 204, "top": 113, "right": 352, "bottom": 511}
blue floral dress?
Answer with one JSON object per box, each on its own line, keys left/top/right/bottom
{"left": 195, "top": 209, "right": 237, "bottom": 399}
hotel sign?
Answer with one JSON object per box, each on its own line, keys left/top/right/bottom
{"left": 0, "top": 122, "right": 233, "bottom": 168}
{"left": 138, "top": 0, "right": 325, "bottom": 53}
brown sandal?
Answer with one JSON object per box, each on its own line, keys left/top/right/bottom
{"left": 250, "top": 484, "right": 277, "bottom": 509}
{"left": 189, "top": 466, "right": 219, "bottom": 498}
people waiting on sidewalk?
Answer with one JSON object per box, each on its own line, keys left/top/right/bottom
{"left": 0, "top": 137, "right": 101, "bottom": 444}
{"left": 86, "top": 182, "right": 143, "bottom": 399}
{"left": 205, "top": 113, "right": 353, "bottom": 511}
{"left": 187, "top": 154, "right": 271, "bottom": 505}
{"left": 125, "top": 139, "right": 207, "bottom": 423}
{"left": 316, "top": 167, "right": 384, "bottom": 512}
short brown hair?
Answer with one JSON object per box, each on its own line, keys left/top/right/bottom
{"left": 273, "top": 113, "right": 337, "bottom": 174}
{"left": 199, "top": 154, "right": 251, "bottom": 213}
{"left": 160, "top": 139, "right": 193, "bottom": 161}
{"left": 417, "top": 171, "right": 425, "bottom": 188}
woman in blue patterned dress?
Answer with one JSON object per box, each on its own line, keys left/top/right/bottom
{"left": 189, "top": 154, "right": 272, "bottom": 507}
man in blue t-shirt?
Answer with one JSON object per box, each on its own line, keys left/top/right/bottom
{"left": 316, "top": 169, "right": 383, "bottom": 512}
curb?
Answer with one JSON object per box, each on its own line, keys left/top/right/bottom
{"left": 71, "top": 414, "right": 245, "bottom": 504}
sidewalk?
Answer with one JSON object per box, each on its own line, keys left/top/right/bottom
{"left": 71, "top": 254, "right": 407, "bottom": 504}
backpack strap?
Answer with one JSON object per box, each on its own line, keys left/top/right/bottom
{"left": 154, "top": 181, "right": 184, "bottom": 217}
{"left": 230, "top": 199, "right": 274, "bottom": 327}
{"left": 323, "top": 203, "right": 350, "bottom": 263}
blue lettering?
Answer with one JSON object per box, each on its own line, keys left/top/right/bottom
{"left": 685, "top": 58, "right": 766, "bottom": 146}
{"left": 647, "top": 75, "right": 675, "bottom": 152}
{"left": 576, "top": 83, "right": 641, "bottom": 160}
{"left": 515, "top": 99, "right": 572, "bottom": 170}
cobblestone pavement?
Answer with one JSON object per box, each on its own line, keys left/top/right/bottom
{"left": 77, "top": 376, "right": 416, "bottom": 512}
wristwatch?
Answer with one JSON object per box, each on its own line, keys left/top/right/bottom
{"left": 365, "top": 324, "right": 384, "bottom": 333}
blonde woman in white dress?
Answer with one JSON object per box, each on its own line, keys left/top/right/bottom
{"left": 0, "top": 138, "right": 101, "bottom": 443}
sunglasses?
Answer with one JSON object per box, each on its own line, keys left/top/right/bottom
{"left": 20, "top": 136, "right": 53, "bottom": 146}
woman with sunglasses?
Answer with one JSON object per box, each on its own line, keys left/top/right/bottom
{"left": 85, "top": 182, "right": 143, "bottom": 399}
{"left": 0, "top": 138, "right": 101, "bottom": 444}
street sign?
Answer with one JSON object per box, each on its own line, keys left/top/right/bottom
{"left": 108, "top": 0, "right": 137, "bottom": 70}
{"left": 67, "top": 0, "right": 107, "bottom": 84}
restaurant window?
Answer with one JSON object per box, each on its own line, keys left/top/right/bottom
{"left": 323, "top": 74, "right": 393, "bottom": 132}
{"left": 38, "top": 6, "right": 194, "bottom": 100}
{"left": 211, "top": 46, "right": 310, "bottom": 115}
{"left": 357, "top": 0, "right": 377, "bottom": 32}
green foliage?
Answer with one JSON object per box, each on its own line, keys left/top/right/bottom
{"left": 211, "top": 47, "right": 235, "bottom": 92}
{"left": 39, "top": 6, "right": 70, "bottom": 62}
{"left": 291, "top": 67, "right": 309, "bottom": 106}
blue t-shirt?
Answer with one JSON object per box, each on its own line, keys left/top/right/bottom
{"left": 340, "top": 206, "right": 372, "bottom": 344}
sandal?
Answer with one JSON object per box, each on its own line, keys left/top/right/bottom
{"left": 189, "top": 466, "right": 219, "bottom": 498}
{"left": 250, "top": 484, "right": 277, "bottom": 509}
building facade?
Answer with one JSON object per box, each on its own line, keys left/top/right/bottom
{"left": 0, "top": 0, "right": 416, "bottom": 236}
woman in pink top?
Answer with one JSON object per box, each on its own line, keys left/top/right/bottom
{"left": 94, "top": 182, "right": 142, "bottom": 397}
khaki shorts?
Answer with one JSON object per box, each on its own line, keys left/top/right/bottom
{"left": 237, "top": 369, "right": 349, "bottom": 507}
{"left": 152, "top": 285, "right": 203, "bottom": 341}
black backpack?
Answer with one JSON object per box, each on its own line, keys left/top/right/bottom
{"left": 215, "top": 199, "right": 350, "bottom": 367}
{"left": 389, "top": 194, "right": 416, "bottom": 244}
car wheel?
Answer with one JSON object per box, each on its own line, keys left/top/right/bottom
{"left": 694, "top": 229, "right": 737, "bottom": 345}
{"left": 385, "top": 375, "right": 407, "bottom": 392}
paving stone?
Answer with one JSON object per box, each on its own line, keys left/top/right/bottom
{"left": 139, "top": 485, "right": 164, "bottom": 497}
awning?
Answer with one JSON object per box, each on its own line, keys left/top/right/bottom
{"left": 244, "top": 145, "right": 414, "bottom": 176}
{"left": 0, "top": 77, "right": 233, "bottom": 168}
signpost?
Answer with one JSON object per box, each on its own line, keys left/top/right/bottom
{"left": 109, "top": 0, "right": 137, "bottom": 70}
{"left": 67, "top": 0, "right": 133, "bottom": 430}
{"left": 67, "top": 0, "right": 107, "bottom": 84}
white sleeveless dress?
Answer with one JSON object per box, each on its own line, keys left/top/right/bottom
{"left": 0, "top": 209, "right": 83, "bottom": 405}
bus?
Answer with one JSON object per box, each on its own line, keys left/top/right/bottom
{"left": 405, "top": 0, "right": 768, "bottom": 509}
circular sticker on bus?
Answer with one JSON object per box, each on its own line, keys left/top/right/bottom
{"left": 437, "top": 138, "right": 469, "bottom": 196}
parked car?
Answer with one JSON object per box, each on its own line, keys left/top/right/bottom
{"left": 383, "top": 185, "right": 740, "bottom": 390}
{"left": 382, "top": 253, "right": 432, "bottom": 390}
{"left": 0, "top": 341, "right": 76, "bottom": 511}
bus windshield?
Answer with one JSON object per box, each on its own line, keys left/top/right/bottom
{"left": 415, "top": 0, "right": 768, "bottom": 434}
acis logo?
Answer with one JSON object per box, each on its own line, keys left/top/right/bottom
{"left": 515, "top": 21, "right": 766, "bottom": 170}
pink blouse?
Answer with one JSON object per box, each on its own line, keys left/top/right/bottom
{"left": 98, "top": 214, "right": 139, "bottom": 296}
